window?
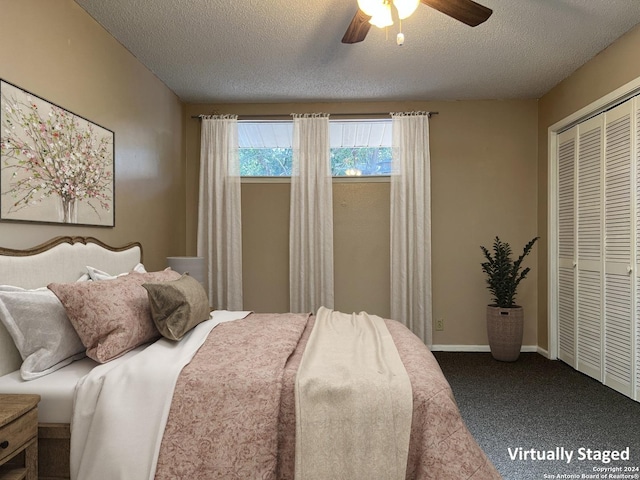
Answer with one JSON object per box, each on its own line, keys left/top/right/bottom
{"left": 238, "top": 119, "right": 392, "bottom": 177}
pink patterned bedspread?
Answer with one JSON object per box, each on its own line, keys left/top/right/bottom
{"left": 155, "top": 313, "right": 501, "bottom": 480}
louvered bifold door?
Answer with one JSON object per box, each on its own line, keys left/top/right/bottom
{"left": 635, "top": 97, "right": 640, "bottom": 402}
{"left": 576, "top": 116, "right": 604, "bottom": 382}
{"left": 603, "top": 101, "right": 635, "bottom": 397}
{"left": 558, "top": 127, "right": 577, "bottom": 367}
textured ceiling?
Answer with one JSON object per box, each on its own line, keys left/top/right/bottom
{"left": 74, "top": 0, "right": 640, "bottom": 103}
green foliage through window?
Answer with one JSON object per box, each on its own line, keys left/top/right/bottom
{"left": 239, "top": 147, "right": 392, "bottom": 177}
{"left": 239, "top": 148, "right": 293, "bottom": 176}
{"left": 330, "top": 147, "right": 392, "bottom": 176}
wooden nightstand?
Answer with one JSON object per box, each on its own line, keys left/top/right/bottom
{"left": 0, "top": 394, "right": 40, "bottom": 480}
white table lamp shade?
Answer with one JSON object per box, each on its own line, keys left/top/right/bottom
{"left": 166, "top": 256, "right": 206, "bottom": 286}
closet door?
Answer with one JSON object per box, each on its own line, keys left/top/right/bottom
{"left": 635, "top": 97, "right": 640, "bottom": 402}
{"left": 554, "top": 94, "right": 640, "bottom": 402}
{"left": 576, "top": 115, "right": 604, "bottom": 382}
{"left": 603, "top": 101, "right": 634, "bottom": 397}
{"left": 557, "top": 127, "right": 577, "bottom": 367}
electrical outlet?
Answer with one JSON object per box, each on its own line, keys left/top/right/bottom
{"left": 436, "top": 318, "right": 444, "bottom": 331}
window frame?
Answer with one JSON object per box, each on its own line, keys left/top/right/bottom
{"left": 238, "top": 118, "right": 392, "bottom": 183}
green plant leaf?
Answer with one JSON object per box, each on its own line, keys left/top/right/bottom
{"left": 479, "top": 236, "right": 539, "bottom": 308}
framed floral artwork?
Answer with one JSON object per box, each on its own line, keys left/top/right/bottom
{"left": 0, "top": 79, "right": 114, "bottom": 226}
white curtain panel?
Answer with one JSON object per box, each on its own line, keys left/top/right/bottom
{"left": 197, "top": 115, "right": 243, "bottom": 310}
{"left": 390, "top": 112, "right": 432, "bottom": 345}
{"left": 290, "top": 114, "right": 334, "bottom": 313}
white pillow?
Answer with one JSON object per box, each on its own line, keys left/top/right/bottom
{"left": 86, "top": 263, "right": 147, "bottom": 281}
{"left": 0, "top": 285, "right": 86, "bottom": 380}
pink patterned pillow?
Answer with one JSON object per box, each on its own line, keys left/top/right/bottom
{"left": 48, "top": 270, "right": 181, "bottom": 363}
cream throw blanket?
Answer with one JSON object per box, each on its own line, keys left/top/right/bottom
{"left": 295, "top": 307, "right": 413, "bottom": 480}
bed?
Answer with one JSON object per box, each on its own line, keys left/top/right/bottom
{"left": 0, "top": 236, "right": 501, "bottom": 480}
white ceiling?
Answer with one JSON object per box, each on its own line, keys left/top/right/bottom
{"left": 74, "top": 0, "right": 640, "bottom": 104}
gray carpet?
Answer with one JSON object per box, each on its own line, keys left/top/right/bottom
{"left": 433, "top": 352, "right": 640, "bottom": 480}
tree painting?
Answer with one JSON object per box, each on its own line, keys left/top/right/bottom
{"left": 0, "top": 81, "right": 113, "bottom": 226}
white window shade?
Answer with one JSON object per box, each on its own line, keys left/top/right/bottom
{"left": 238, "top": 120, "right": 391, "bottom": 148}
{"left": 238, "top": 122, "right": 293, "bottom": 148}
{"left": 329, "top": 121, "right": 392, "bottom": 148}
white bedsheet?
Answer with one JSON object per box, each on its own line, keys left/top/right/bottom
{"left": 0, "top": 346, "right": 146, "bottom": 423}
{"left": 0, "top": 356, "right": 96, "bottom": 423}
{"left": 71, "top": 310, "right": 250, "bottom": 480}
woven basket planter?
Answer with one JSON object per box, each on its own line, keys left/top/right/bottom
{"left": 486, "top": 305, "right": 524, "bottom": 362}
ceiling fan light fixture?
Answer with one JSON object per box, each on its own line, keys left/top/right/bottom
{"left": 369, "top": 3, "right": 393, "bottom": 28}
{"left": 392, "top": 0, "right": 419, "bottom": 20}
{"left": 343, "top": 0, "right": 493, "bottom": 44}
{"left": 357, "top": 0, "right": 383, "bottom": 17}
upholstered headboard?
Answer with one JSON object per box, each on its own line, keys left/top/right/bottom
{"left": 0, "top": 236, "right": 142, "bottom": 376}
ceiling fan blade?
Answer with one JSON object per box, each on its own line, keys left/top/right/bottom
{"left": 342, "top": 9, "right": 372, "bottom": 44}
{"left": 420, "top": 0, "right": 492, "bottom": 27}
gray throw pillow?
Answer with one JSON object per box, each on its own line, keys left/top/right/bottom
{"left": 142, "top": 274, "right": 210, "bottom": 341}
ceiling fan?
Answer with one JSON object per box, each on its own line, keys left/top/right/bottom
{"left": 342, "top": 0, "right": 493, "bottom": 44}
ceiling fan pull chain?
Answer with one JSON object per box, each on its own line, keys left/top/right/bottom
{"left": 397, "top": 18, "right": 405, "bottom": 45}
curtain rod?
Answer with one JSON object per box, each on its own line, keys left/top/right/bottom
{"left": 190, "top": 111, "right": 438, "bottom": 120}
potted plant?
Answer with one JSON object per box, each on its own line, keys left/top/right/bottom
{"left": 480, "top": 236, "right": 539, "bottom": 361}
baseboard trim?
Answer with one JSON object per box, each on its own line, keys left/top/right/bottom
{"left": 536, "top": 346, "right": 550, "bottom": 358}
{"left": 430, "top": 344, "right": 541, "bottom": 353}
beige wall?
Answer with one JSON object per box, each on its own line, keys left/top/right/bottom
{"left": 0, "top": 1, "right": 539, "bottom": 348}
{"left": 185, "top": 100, "right": 538, "bottom": 346}
{"left": 3, "top": 3, "right": 637, "bottom": 350}
{"left": 537, "top": 24, "right": 640, "bottom": 351}
{"left": 0, "top": 0, "right": 185, "bottom": 270}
